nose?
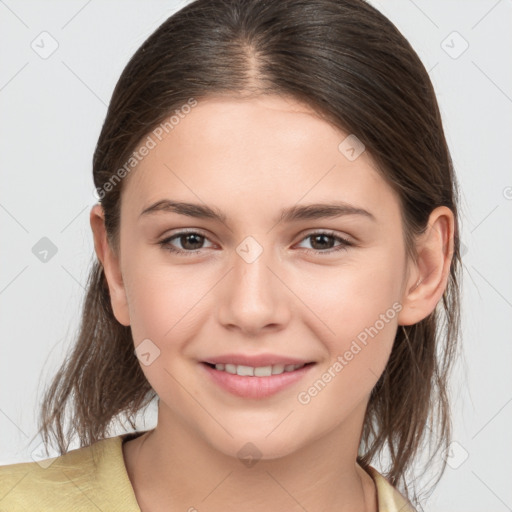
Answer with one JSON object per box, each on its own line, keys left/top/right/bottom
{"left": 216, "top": 237, "right": 291, "bottom": 336}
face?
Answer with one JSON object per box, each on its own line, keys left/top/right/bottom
{"left": 109, "top": 95, "right": 414, "bottom": 460}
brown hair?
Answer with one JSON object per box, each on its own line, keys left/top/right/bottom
{"left": 36, "top": 0, "right": 461, "bottom": 508}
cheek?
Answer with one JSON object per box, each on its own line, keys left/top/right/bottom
{"left": 125, "top": 264, "right": 208, "bottom": 345}
{"left": 294, "top": 272, "right": 402, "bottom": 416}
{"left": 123, "top": 264, "right": 210, "bottom": 402}
{"left": 297, "top": 248, "right": 405, "bottom": 385}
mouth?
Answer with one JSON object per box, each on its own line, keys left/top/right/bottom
{"left": 199, "top": 361, "right": 317, "bottom": 399}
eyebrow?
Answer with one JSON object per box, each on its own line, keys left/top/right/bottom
{"left": 139, "top": 199, "right": 376, "bottom": 224}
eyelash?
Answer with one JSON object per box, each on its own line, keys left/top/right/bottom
{"left": 158, "top": 230, "right": 353, "bottom": 257}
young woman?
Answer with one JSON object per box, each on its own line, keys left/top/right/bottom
{"left": 0, "top": 1, "right": 461, "bottom": 511}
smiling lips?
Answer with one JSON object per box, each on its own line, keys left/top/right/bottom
{"left": 200, "top": 353, "right": 316, "bottom": 399}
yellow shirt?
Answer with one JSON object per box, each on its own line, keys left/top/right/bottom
{"left": 0, "top": 432, "right": 416, "bottom": 511}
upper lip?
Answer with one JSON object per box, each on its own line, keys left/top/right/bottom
{"left": 202, "top": 353, "right": 314, "bottom": 367}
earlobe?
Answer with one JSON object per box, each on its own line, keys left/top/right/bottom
{"left": 397, "top": 206, "right": 455, "bottom": 326}
{"left": 89, "top": 204, "right": 131, "bottom": 326}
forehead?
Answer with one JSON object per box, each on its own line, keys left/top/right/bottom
{"left": 121, "top": 95, "right": 399, "bottom": 224}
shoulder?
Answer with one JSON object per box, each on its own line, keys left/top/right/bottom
{"left": 0, "top": 434, "right": 141, "bottom": 512}
{"left": 365, "top": 465, "right": 418, "bottom": 512}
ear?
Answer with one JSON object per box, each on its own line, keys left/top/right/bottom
{"left": 397, "top": 206, "right": 455, "bottom": 326}
{"left": 90, "top": 203, "right": 130, "bottom": 326}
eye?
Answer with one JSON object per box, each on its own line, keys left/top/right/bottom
{"left": 158, "top": 230, "right": 353, "bottom": 256}
{"left": 295, "top": 231, "right": 353, "bottom": 256}
{"left": 159, "top": 230, "right": 214, "bottom": 255}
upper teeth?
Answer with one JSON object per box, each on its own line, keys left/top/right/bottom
{"left": 214, "top": 363, "right": 305, "bottom": 376}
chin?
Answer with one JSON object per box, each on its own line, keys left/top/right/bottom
{"left": 205, "top": 429, "right": 305, "bottom": 464}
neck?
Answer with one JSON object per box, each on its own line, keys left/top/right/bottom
{"left": 123, "top": 401, "right": 377, "bottom": 512}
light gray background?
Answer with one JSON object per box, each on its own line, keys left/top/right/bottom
{"left": 1, "top": 1, "right": 511, "bottom": 510}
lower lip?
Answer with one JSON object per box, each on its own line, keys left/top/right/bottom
{"left": 200, "top": 362, "right": 315, "bottom": 399}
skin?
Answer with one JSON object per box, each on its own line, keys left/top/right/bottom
{"left": 90, "top": 94, "right": 454, "bottom": 512}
